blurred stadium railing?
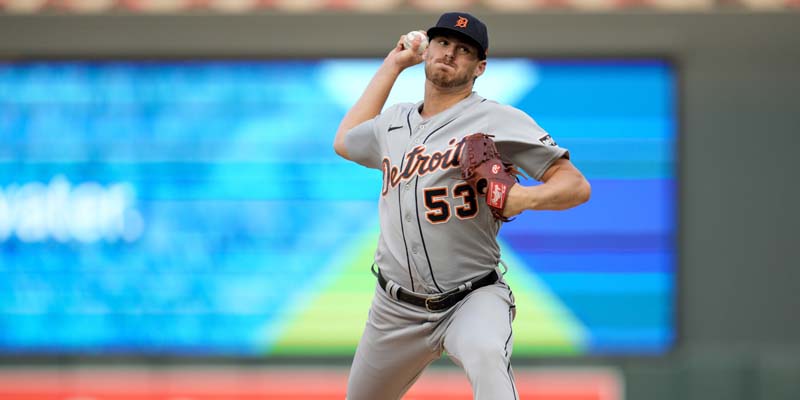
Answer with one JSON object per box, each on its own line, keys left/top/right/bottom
{"left": 0, "top": 0, "right": 798, "bottom": 13}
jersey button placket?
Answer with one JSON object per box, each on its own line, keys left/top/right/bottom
{"left": 401, "top": 174, "right": 424, "bottom": 281}
{"left": 414, "top": 123, "right": 425, "bottom": 144}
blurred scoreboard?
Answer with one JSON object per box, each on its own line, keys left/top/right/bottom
{"left": 0, "top": 59, "right": 676, "bottom": 357}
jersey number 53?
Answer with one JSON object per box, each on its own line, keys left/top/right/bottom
{"left": 423, "top": 182, "right": 478, "bottom": 224}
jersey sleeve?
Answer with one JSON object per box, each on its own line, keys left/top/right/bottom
{"left": 343, "top": 103, "right": 411, "bottom": 170}
{"left": 488, "top": 104, "right": 569, "bottom": 181}
{"left": 343, "top": 116, "right": 382, "bottom": 170}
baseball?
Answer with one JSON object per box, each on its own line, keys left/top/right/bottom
{"left": 403, "top": 30, "right": 429, "bottom": 54}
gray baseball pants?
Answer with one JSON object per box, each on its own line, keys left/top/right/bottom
{"left": 346, "top": 279, "right": 518, "bottom": 399}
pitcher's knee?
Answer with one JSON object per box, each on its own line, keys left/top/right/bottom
{"left": 458, "top": 341, "right": 509, "bottom": 374}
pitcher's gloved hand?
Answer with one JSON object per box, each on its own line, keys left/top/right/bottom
{"left": 458, "top": 133, "right": 521, "bottom": 222}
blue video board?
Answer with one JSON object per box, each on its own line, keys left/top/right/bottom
{"left": 0, "top": 59, "right": 676, "bottom": 356}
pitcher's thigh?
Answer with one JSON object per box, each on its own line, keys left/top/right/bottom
{"left": 346, "top": 293, "right": 440, "bottom": 400}
{"left": 443, "top": 284, "right": 517, "bottom": 399}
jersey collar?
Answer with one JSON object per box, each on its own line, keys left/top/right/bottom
{"left": 413, "top": 92, "right": 484, "bottom": 127}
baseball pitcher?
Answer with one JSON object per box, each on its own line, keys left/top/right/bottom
{"left": 333, "top": 11, "right": 591, "bottom": 400}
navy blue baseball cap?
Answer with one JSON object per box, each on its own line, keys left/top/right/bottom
{"left": 427, "top": 12, "right": 488, "bottom": 60}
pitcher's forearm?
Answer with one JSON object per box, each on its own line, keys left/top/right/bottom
{"left": 503, "top": 167, "right": 590, "bottom": 217}
{"left": 523, "top": 171, "right": 591, "bottom": 211}
{"left": 333, "top": 61, "right": 404, "bottom": 159}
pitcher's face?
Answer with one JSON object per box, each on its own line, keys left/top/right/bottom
{"left": 424, "top": 34, "right": 486, "bottom": 89}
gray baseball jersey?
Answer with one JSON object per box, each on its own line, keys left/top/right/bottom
{"left": 344, "top": 92, "right": 568, "bottom": 295}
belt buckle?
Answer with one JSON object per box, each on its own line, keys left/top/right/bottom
{"left": 424, "top": 292, "right": 455, "bottom": 312}
{"left": 424, "top": 295, "right": 442, "bottom": 312}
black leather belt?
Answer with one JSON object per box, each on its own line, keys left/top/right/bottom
{"left": 373, "top": 265, "right": 499, "bottom": 312}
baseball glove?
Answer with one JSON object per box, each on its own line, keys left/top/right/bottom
{"left": 458, "top": 133, "right": 521, "bottom": 222}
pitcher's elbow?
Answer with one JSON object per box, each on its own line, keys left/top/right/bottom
{"left": 333, "top": 140, "right": 350, "bottom": 160}
{"left": 578, "top": 179, "right": 592, "bottom": 204}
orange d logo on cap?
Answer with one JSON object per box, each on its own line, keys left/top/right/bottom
{"left": 427, "top": 12, "right": 488, "bottom": 59}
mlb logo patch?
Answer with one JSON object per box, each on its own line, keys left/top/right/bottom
{"left": 539, "top": 134, "right": 557, "bottom": 146}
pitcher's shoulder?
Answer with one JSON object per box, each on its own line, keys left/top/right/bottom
{"left": 477, "top": 100, "right": 535, "bottom": 123}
